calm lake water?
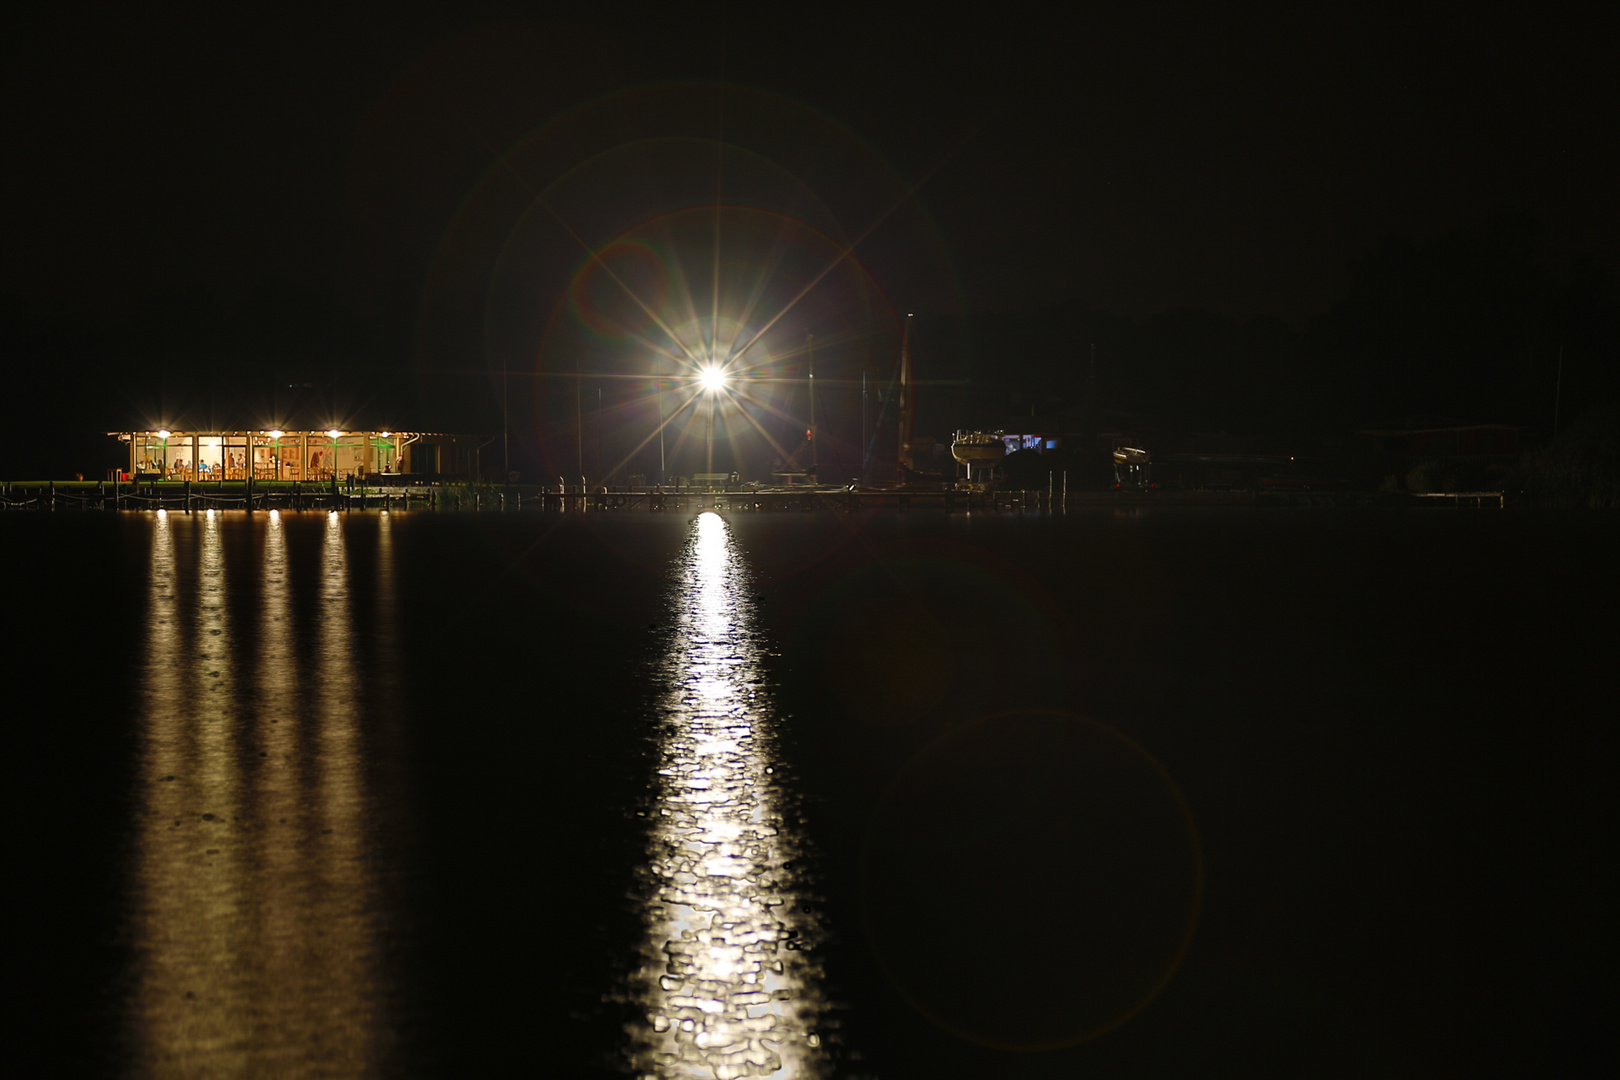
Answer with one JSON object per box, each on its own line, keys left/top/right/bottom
{"left": 9, "top": 506, "right": 1615, "bottom": 1078}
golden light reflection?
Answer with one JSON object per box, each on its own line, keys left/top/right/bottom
{"left": 629, "top": 512, "right": 829, "bottom": 1078}
{"left": 129, "top": 511, "right": 382, "bottom": 1076}
{"left": 133, "top": 505, "right": 255, "bottom": 1074}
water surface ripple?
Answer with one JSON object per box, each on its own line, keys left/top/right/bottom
{"left": 128, "top": 510, "right": 390, "bottom": 1078}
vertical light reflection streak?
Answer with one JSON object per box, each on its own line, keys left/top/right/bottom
{"left": 134, "top": 509, "right": 250, "bottom": 1075}
{"left": 307, "top": 511, "right": 375, "bottom": 1064}
{"left": 130, "top": 510, "right": 382, "bottom": 1077}
{"left": 252, "top": 509, "right": 307, "bottom": 1063}
{"left": 631, "top": 512, "right": 829, "bottom": 1079}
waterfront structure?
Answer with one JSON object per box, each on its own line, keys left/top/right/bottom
{"left": 109, "top": 430, "right": 484, "bottom": 481}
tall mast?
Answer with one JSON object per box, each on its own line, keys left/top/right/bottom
{"left": 897, "top": 313, "right": 913, "bottom": 485}
{"left": 807, "top": 330, "right": 817, "bottom": 479}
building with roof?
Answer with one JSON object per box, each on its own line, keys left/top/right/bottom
{"left": 108, "top": 429, "right": 484, "bottom": 481}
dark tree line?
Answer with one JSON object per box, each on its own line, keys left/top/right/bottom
{"left": 923, "top": 211, "right": 1616, "bottom": 455}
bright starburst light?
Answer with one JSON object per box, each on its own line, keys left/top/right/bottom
{"left": 496, "top": 147, "right": 906, "bottom": 484}
{"left": 521, "top": 202, "right": 904, "bottom": 486}
{"left": 433, "top": 87, "right": 962, "bottom": 485}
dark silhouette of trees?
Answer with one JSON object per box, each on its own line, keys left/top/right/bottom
{"left": 939, "top": 210, "right": 1615, "bottom": 476}
{"left": 1304, "top": 209, "right": 1610, "bottom": 430}
{"left": 1511, "top": 403, "right": 1620, "bottom": 507}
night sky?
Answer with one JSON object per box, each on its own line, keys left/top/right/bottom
{"left": 5, "top": 8, "right": 1618, "bottom": 1073}
{"left": 4, "top": 1, "right": 1616, "bottom": 473}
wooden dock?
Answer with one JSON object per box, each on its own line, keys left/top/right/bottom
{"left": 1, "top": 479, "right": 1092, "bottom": 513}
{"left": 8, "top": 480, "right": 1502, "bottom": 513}
{"left": 0, "top": 478, "right": 430, "bottom": 512}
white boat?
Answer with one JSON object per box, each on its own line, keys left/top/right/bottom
{"left": 952, "top": 430, "right": 1005, "bottom": 483}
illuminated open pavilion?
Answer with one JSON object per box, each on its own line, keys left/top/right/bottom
{"left": 108, "top": 430, "right": 482, "bottom": 482}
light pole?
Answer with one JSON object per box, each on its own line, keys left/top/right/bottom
{"left": 701, "top": 365, "right": 726, "bottom": 478}
{"left": 807, "top": 331, "right": 816, "bottom": 481}
{"left": 706, "top": 388, "right": 715, "bottom": 477}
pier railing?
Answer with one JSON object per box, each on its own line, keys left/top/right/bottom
{"left": 1408, "top": 491, "right": 1505, "bottom": 508}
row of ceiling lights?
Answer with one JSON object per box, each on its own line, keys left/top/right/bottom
{"left": 148, "top": 430, "right": 393, "bottom": 439}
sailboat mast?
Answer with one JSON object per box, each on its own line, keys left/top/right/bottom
{"left": 897, "top": 313, "right": 913, "bottom": 485}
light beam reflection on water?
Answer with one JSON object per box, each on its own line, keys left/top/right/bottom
{"left": 129, "top": 511, "right": 383, "bottom": 1077}
{"left": 629, "top": 512, "right": 829, "bottom": 1079}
